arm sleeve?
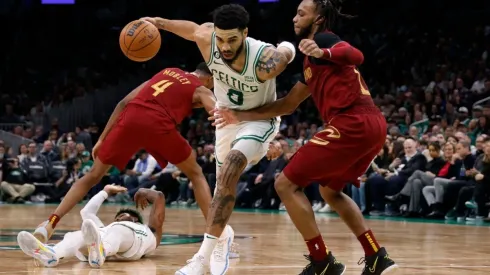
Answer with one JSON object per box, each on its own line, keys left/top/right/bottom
{"left": 79, "top": 190, "right": 108, "bottom": 228}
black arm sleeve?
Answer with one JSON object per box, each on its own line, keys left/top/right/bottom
{"left": 313, "top": 32, "right": 342, "bottom": 48}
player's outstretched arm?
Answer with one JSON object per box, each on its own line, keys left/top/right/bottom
{"left": 193, "top": 86, "right": 217, "bottom": 113}
{"left": 141, "top": 17, "right": 200, "bottom": 41}
{"left": 79, "top": 185, "right": 127, "bottom": 227}
{"left": 213, "top": 81, "right": 310, "bottom": 126}
{"left": 134, "top": 188, "right": 166, "bottom": 248}
{"left": 142, "top": 18, "right": 214, "bottom": 63}
{"left": 256, "top": 43, "right": 296, "bottom": 81}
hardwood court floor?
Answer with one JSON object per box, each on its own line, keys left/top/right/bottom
{"left": 0, "top": 204, "right": 489, "bottom": 275}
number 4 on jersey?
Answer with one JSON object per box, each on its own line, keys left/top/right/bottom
{"left": 152, "top": 80, "right": 174, "bottom": 97}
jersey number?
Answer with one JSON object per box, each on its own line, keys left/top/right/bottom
{"left": 227, "top": 89, "right": 244, "bottom": 105}
{"left": 151, "top": 80, "right": 174, "bottom": 97}
{"left": 353, "top": 68, "right": 371, "bottom": 96}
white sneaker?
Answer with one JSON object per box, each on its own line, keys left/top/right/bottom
{"left": 175, "top": 254, "right": 206, "bottom": 275}
{"left": 318, "top": 204, "right": 333, "bottom": 213}
{"left": 82, "top": 219, "right": 106, "bottom": 268}
{"left": 17, "top": 231, "right": 59, "bottom": 267}
{"left": 210, "top": 225, "right": 234, "bottom": 275}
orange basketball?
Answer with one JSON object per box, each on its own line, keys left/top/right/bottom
{"left": 119, "top": 20, "right": 161, "bottom": 62}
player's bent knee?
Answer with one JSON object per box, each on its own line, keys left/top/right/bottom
{"left": 274, "top": 173, "right": 295, "bottom": 195}
{"left": 231, "top": 139, "right": 264, "bottom": 164}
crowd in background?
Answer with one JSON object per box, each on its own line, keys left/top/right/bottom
{"left": 0, "top": 0, "right": 489, "bottom": 223}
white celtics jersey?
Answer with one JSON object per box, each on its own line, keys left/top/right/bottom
{"left": 207, "top": 33, "right": 277, "bottom": 111}
{"left": 104, "top": 221, "right": 156, "bottom": 260}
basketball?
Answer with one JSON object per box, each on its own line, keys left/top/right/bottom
{"left": 119, "top": 20, "right": 161, "bottom": 62}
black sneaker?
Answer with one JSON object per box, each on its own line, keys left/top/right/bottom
{"left": 299, "top": 252, "right": 346, "bottom": 275}
{"left": 359, "top": 247, "right": 398, "bottom": 275}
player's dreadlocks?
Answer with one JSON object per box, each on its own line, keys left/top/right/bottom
{"left": 115, "top": 208, "right": 144, "bottom": 224}
{"left": 313, "top": 0, "right": 354, "bottom": 32}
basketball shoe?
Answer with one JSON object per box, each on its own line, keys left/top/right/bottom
{"left": 82, "top": 219, "right": 106, "bottom": 268}
{"left": 359, "top": 247, "right": 398, "bottom": 275}
{"left": 299, "top": 252, "right": 346, "bottom": 275}
{"left": 210, "top": 225, "right": 235, "bottom": 274}
{"left": 17, "top": 231, "right": 59, "bottom": 267}
{"left": 175, "top": 255, "right": 207, "bottom": 275}
{"left": 33, "top": 220, "right": 55, "bottom": 243}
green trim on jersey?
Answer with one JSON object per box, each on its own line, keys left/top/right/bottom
{"left": 114, "top": 223, "right": 149, "bottom": 237}
{"left": 206, "top": 32, "right": 216, "bottom": 66}
{"left": 232, "top": 118, "right": 276, "bottom": 144}
{"left": 253, "top": 45, "right": 268, "bottom": 83}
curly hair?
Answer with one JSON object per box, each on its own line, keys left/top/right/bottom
{"left": 212, "top": 4, "right": 249, "bottom": 31}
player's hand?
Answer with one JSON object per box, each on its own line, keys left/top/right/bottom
{"left": 92, "top": 140, "right": 102, "bottom": 159}
{"left": 299, "top": 39, "right": 324, "bottom": 58}
{"left": 210, "top": 107, "right": 240, "bottom": 129}
{"left": 103, "top": 184, "right": 127, "bottom": 196}
{"left": 140, "top": 17, "right": 157, "bottom": 26}
{"left": 134, "top": 189, "right": 150, "bottom": 210}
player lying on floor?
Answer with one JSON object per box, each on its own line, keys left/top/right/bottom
{"left": 17, "top": 185, "right": 164, "bottom": 268}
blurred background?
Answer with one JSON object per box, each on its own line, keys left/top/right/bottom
{"left": 0, "top": 0, "right": 489, "bottom": 223}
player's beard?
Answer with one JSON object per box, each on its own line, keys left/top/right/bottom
{"left": 220, "top": 42, "right": 244, "bottom": 65}
{"left": 295, "top": 23, "right": 314, "bottom": 41}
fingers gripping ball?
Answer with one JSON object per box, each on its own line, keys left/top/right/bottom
{"left": 120, "top": 20, "right": 161, "bottom": 62}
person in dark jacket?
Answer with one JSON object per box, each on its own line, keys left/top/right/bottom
{"left": 368, "top": 138, "right": 427, "bottom": 215}
{"left": 465, "top": 138, "right": 490, "bottom": 219}
{"left": 426, "top": 140, "right": 475, "bottom": 218}
{"left": 386, "top": 142, "right": 453, "bottom": 216}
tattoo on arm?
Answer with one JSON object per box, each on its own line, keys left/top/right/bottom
{"left": 202, "top": 22, "right": 214, "bottom": 29}
{"left": 256, "top": 47, "right": 289, "bottom": 80}
{"left": 210, "top": 150, "right": 247, "bottom": 228}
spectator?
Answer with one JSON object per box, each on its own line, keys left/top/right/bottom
{"left": 17, "top": 144, "right": 28, "bottom": 163}
{"left": 427, "top": 140, "right": 476, "bottom": 218}
{"left": 386, "top": 142, "right": 446, "bottom": 217}
{"left": 80, "top": 151, "right": 93, "bottom": 176}
{"left": 368, "top": 138, "right": 427, "bottom": 216}
{"left": 0, "top": 145, "right": 8, "bottom": 183}
{"left": 75, "top": 125, "right": 93, "bottom": 151}
{"left": 41, "top": 140, "right": 59, "bottom": 163}
{"left": 22, "top": 142, "right": 50, "bottom": 184}
{"left": 123, "top": 150, "right": 157, "bottom": 197}
{"left": 465, "top": 138, "right": 490, "bottom": 220}
{"left": 0, "top": 158, "right": 34, "bottom": 203}
{"left": 45, "top": 157, "right": 81, "bottom": 203}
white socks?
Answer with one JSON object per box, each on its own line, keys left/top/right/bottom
{"left": 197, "top": 233, "right": 218, "bottom": 262}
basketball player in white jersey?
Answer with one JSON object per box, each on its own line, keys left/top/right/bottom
{"left": 16, "top": 185, "right": 164, "bottom": 268}
{"left": 142, "top": 4, "right": 295, "bottom": 274}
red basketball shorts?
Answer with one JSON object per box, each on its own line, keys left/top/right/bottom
{"left": 97, "top": 104, "right": 192, "bottom": 171}
{"left": 283, "top": 112, "right": 386, "bottom": 192}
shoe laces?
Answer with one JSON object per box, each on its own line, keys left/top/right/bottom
{"left": 185, "top": 255, "right": 205, "bottom": 269}
{"left": 213, "top": 239, "right": 226, "bottom": 261}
